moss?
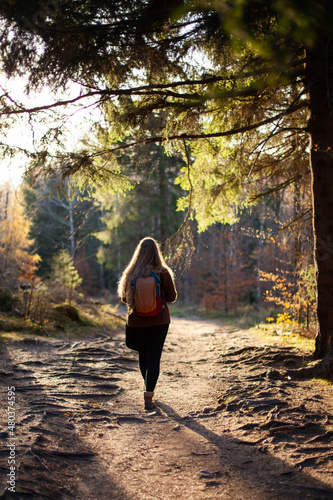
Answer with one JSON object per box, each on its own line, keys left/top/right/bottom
{"left": 0, "top": 288, "right": 15, "bottom": 312}
{"left": 52, "top": 304, "right": 81, "bottom": 322}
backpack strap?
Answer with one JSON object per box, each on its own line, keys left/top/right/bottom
{"left": 132, "top": 277, "right": 138, "bottom": 299}
{"left": 150, "top": 272, "right": 161, "bottom": 297}
{"left": 151, "top": 272, "right": 165, "bottom": 320}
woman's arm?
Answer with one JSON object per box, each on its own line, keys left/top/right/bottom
{"left": 162, "top": 271, "right": 177, "bottom": 303}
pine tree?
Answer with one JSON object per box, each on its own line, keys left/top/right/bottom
{"left": 49, "top": 249, "right": 82, "bottom": 303}
{"left": 95, "top": 134, "right": 185, "bottom": 290}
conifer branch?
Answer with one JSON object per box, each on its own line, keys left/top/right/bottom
{"left": 88, "top": 101, "right": 307, "bottom": 158}
{"left": 182, "top": 138, "right": 194, "bottom": 225}
{"left": 162, "top": 139, "right": 196, "bottom": 270}
{"left": 0, "top": 57, "right": 308, "bottom": 118}
{"left": 0, "top": 82, "right": 302, "bottom": 116}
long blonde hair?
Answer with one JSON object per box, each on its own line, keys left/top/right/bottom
{"left": 118, "top": 237, "right": 174, "bottom": 311}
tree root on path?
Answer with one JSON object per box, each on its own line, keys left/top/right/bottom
{"left": 306, "top": 430, "right": 333, "bottom": 444}
{"left": 294, "top": 452, "right": 333, "bottom": 468}
{"left": 284, "top": 350, "right": 333, "bottom": 380}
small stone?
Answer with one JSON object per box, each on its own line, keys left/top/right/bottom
{"left": 214, "top": 404, "right": 225, "bottom": 412}
{"left": 146, "top": 411, "right": 157, "bottom": 417}
{"left": 199, "top": 470, "right": 213, "bottom": 478}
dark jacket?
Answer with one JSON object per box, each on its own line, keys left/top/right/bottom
{"left": 126, "top": 270, "right": 177, "bottom": 327}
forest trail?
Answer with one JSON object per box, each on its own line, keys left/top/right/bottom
{"left": 1, "top": 316, "right": 333, "bottom": 499}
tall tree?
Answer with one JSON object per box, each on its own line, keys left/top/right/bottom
{"left": 0, "top": 184, "right": 40, "bottom": 287}
{"left": 96, "top": 137, "right": 185, "bottom": 290}
{"left": 0, "top": 1, "right": 333, "bottom": 367}
{"left": 23, "top": 175, "right": 103, "bottom": 289}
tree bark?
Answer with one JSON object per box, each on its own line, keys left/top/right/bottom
{"left": 256, "top": 204, "right": 265, "bottom": 302}
{"left": 157, "top": 156, "right": 168, "bottom": 242}
{"left": 306, "top": 36, "right": 333, "bottom": 358}
{"left": 67, "top": 180, "right": 75, "bottom": 260}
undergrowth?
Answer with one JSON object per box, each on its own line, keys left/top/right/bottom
{"left": 170, "top": 302, "right": 317, "bottom": 354}
{"left": 169, "top": 302, "right": 276, "bottom": 328}
{"left": 0, "top": 301, "right": 125, "bottom": 340}
{"left": 250, "top": 322, "right": 315, "bottom": 353}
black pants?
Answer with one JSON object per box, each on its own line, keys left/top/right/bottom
{"left": 125, "top": 323, "right": 169, "bottom": 392}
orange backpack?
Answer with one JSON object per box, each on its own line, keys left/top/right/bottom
{"left": 133, "top": 272, "right": 162, "bottom": 317}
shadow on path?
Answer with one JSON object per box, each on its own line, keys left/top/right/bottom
{"left": 157, "top": 401, "right": 333, "bottom": 500}
{"left": 0, "top": 336, "right": 131, "bottom": 500}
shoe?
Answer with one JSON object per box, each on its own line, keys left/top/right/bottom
{"left": 144, "top": 391, "right": 154, "bottom": 410}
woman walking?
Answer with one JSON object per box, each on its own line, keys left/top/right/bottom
{"left": 118, "top": 237, "right": 177, "bottom": 410}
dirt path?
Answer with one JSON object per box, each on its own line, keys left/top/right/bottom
{"left": 1, "top": 316, "right": 333, "bottom": 499}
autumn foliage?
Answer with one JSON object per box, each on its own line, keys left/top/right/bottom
{"left": 0, "top": 184, "right": 40, "bottom": 288}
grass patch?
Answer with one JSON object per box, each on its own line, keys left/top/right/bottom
{"left": 249, "top": 323, "right": 315, "bottom": 353}
{"left": 169, "top": 303, "right": 317, "bottom": 353}
{"left": 169, "top": 303, "right": 276, "bottom": 328}
{"left": 0, "top": 301, "right": 125, "bottom": 340}
{"left": 311, "top": 378, "right": 333, "bottom": 387}
{"left": 168, "top": 302, "right": 201, "bottom": 318}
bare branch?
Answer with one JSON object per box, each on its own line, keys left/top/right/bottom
{"left": 249, "top": 173, "right": 304, "bottom": 201}
{"left": 0, "top": 59, "right": 308, "bottom": 117}
{"left": 278, "top": 209, "right": 312, "bottom": 232}
{"left": 248, "top": 83, "right": 312, "bottom": 177}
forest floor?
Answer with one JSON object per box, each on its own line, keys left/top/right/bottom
{"left": 1, "top": 311, "right": 333, "bottom": 499}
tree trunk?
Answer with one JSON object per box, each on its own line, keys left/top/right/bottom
{"left": 158, "top": 157, "right": 168, "bottom": 242}
{"left": 306, "top": 36, "right": 333, "bottom": 358}
{"left": 256, "top": 203, "right": 265, "bottom": 302}
{"left": 96, "top": 209, "right": 106, "bottom": 290}
{"left": 67, "top": 180, "right": 75, "bottom": 260}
